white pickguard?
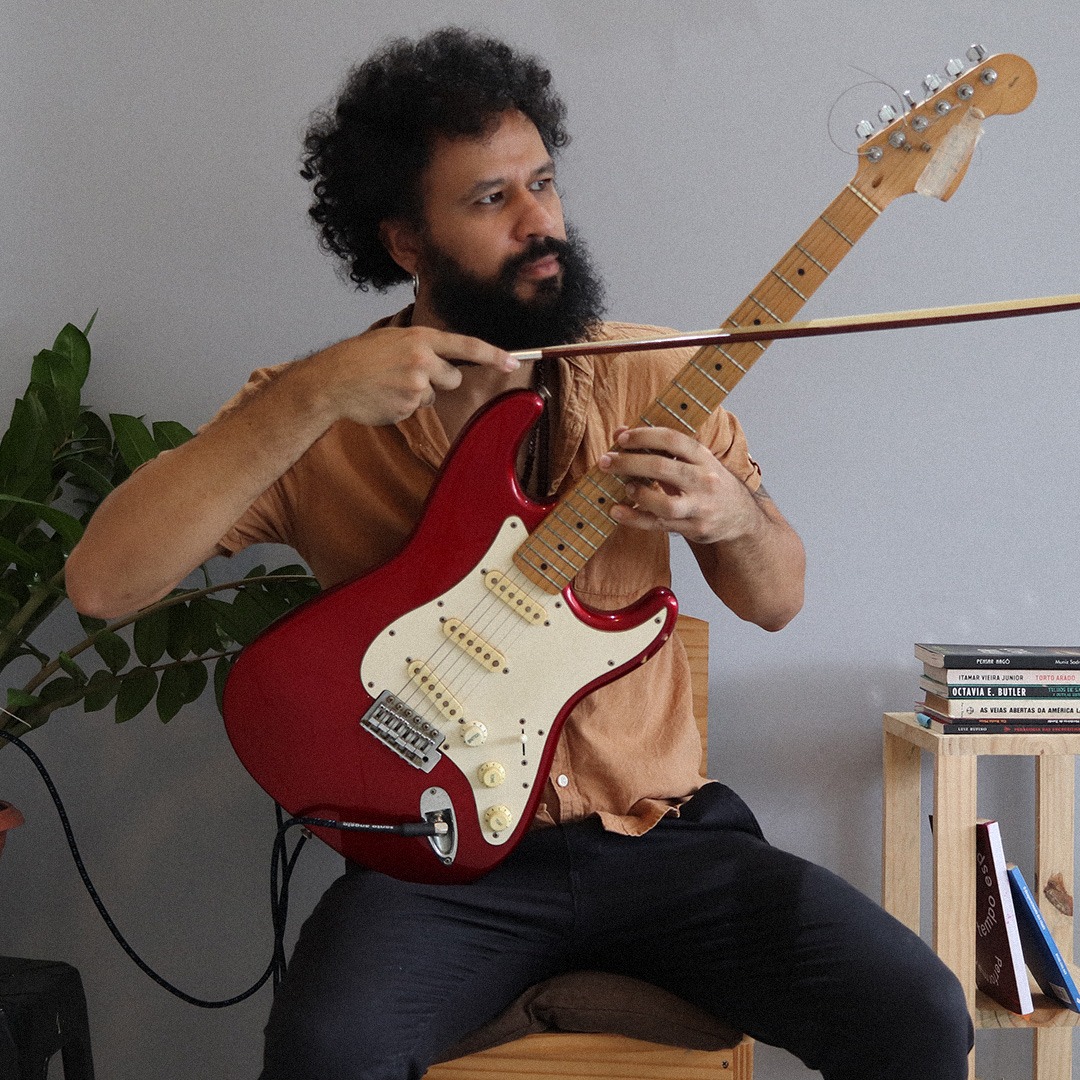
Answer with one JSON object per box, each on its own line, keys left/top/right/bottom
{"left": 360, "top": 517, "right": 667, "bottom": 844}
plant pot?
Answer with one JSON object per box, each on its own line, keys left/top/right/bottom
{"left": 0, "top": 801, "right": 25, "bottom": 862}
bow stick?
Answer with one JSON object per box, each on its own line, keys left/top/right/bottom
{"left": 508, "top": 293, "right": 1080, "bottom": 362}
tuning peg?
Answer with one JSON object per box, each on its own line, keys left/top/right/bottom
{"left": 855, "top": 119, "right": 875, "bottom": 140}
{"left": 945, "top": 57, "right": 966, "bottom": 79}
{"left": 903, "top": 90, "right": 917, "bottom": 110}
{"left": 923, "top": 73, "right": 942, "bottom": 94}
{"left": 878, "top": 104, "right": 898, "bottom": 123}
{"left": 966, "top": 44, "right": 986, "bottom": 63}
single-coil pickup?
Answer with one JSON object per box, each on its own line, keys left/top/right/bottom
{"left": 406, "top": 660, "right": 465, "bottom": 721}
{"left": 443, "top": 619, "right": 505, "bottom": 670}
{"left": 483, "top": 571, "right": 546, "bottom": 623}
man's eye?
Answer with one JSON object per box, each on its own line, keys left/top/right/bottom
{"left": 531, "top": 178, "right": 554, "bottom": 191}
{"left": 477, "top": 192, "right": 503, "bottom": 206}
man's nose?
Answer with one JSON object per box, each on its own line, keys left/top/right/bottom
{"left": 512, "top": 190, "right": 560, "bottom": 242}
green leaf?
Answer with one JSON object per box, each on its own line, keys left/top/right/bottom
{"left": 37, "top": 676, "right": 82, "bottom": 707}
{"left": 109, "top": 414, "right": 159, "bottom": 471}
{"left": 185, "top": 658, "right": 209, "bottom": 700}
{"left": 115, "top": 666, "right": 158, "bottom": 723}
{"left": 83, "top": 310, "right": 98, "bottom": 335}
{"left": 0, "top": 396, "right": 53, "bottom": 507}
{"left": 78, "top": 613, "right": 108, "bottom": 635}
{"left": 93, "top": 630, "right": 131, "bottom": 673}
{"left": 156, "top": 660, "right": 209, "bottom": 722}
{"left": 63, "top": 456, "right": 115, "bottom": 499}
{"left": 166, "top": 601, "right": 194, "bottom": 660}
{"left": 132, "top": 605, "right": 170, "bottom": 666}
{"left": 268, "top": 564, "right": 309, "bottom": 577}
{"left": 6, "top": 688, "right": 40, "bottom": 711}
{"left": 57, "top": 651, "right": 88, "bottom": 684}
{"left": 0, "top": 535, "right": 41, "bottom": 572}
{"left": 156, "top": 665, "right": 188, "bottom": 722}
{"left": 213, "top": 654, "right": 234, "bottom": 713}
{"left": 187, "top": 597, "right": 224, "bottom": 655}
{"left": 0, "top": 494, "right": 83, "bottom": 549}
{"left": 73, "top": 410, "right": 112, "bottom": 453}
{"left": 51, "top": 324, "right": 92, "bottom": 388}
{"left": 228, "top": 586, "right": 282, "bottom": 642}
{"left": 31, "top": 348, "right": 80, "bottom": 397}
{"left": 84, "top": 669, "right": 122, "bottom": 712}
{"left": 152, "top": 421, "right": 193, "bottom": 452}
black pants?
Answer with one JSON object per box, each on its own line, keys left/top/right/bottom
{"left": 261, "top": 784, "right": 973, "bottom": 1079}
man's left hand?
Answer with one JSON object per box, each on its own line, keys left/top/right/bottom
{"left": 597, "top": 426, "right": 760, "bottom": 545}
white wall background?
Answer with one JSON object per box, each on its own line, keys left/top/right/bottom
{"left": 3, "top": 2, "right": 1079, "bottom": 1077}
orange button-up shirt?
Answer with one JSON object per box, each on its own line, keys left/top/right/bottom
{"left": 216, "top": 313, "right": 761, "bottom": 835}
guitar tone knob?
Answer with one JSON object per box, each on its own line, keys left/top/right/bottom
{"left": 484, "top": 805, "right": 514, "bottom": 833}
{"left": 461, "top": 721, "right": 488, "bottom": 746}
{"left": 478, "top": 761, "right": 507, "bottom": 788}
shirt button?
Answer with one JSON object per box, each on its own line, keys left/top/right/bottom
{"left": 556, "top": 774, "right": 569, "bottom": 788}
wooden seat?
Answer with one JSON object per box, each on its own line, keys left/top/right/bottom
{"left": 424, "top": 614, "right": 753, "bottom": 1080}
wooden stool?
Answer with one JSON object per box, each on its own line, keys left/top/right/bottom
{"left": 425, "top": 616, "right": 753, "bottom": 1080}
{"left": 0, "top": 957, "right": 95, "bottom": 1080}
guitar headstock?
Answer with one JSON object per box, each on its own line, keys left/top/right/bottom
{"left": 852, "top": 46, "right": 1036, "bottom": 207}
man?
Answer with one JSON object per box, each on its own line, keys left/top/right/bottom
{"left": 66, "top": 27, "right": 972, "bottom": 1080}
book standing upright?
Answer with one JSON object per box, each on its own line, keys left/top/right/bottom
{"left": 974, "top": 819, "right": 1033, "bottom": 1015}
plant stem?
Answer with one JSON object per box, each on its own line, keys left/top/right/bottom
{"left": 0, "top": 567, "right": 67, "bottom": 665}
{"left": 20, "top": 573, "right": 313, "bottom": 694}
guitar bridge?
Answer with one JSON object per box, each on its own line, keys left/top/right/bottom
{"left": 359, "top": 692, "right": 444, "bottom": 773}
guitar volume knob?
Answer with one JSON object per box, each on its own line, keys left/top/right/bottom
{"left": 484, "top": 805, "right": 514, "bottom": 833}
{"left": 479, "top": 762, "right": 507, "bottom": 788}
{"left": 461, "top": 721, "right": 488, "bottom": 746}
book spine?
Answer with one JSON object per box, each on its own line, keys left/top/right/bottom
{"left": 920, "top": 678, "right": 1080, "bottom": 699}
{"left": 916, "top": 646, "right": 1080, "bottom": 669}
{"left": 936, "top": 668, "right": 1080, "bottom": 685}
{"left": 921, "top": 694, "right": 1080, "bottom": 719}
{"left": 918, "top": 714, "right": 1080, "bottom": 735}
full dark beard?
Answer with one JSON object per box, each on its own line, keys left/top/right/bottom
{"left": 420, "top": 225, "right": 606, "bottom": 351}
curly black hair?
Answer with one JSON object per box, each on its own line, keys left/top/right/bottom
{"left": 300, "top": 27, "right": 570, "bottom": 292}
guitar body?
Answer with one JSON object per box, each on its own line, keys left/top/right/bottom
{"left": 223, "top": 390, "right": 677, "bottom": 884}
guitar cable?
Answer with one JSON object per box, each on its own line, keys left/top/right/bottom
{"left": 0, "top": 726, "right": 445, "bottom": 1007}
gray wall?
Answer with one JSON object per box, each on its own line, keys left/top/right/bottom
{"left": 3, "top": 2, "right": 1079, "bottom": 1077}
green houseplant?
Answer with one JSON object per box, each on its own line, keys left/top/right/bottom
{"left": 0, "top": 317, "right": 319, "bottom": 743}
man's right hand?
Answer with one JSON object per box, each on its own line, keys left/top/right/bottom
{"left": 294, "top": 326, "right": 518, "bottom": 427}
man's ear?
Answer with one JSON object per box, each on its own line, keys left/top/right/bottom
{"left": 380, "top": 219, "right": 422, "bottom": 277}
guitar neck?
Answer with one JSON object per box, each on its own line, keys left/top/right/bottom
{"left": 513, "top": 181, "right": 882, "bottom": 594}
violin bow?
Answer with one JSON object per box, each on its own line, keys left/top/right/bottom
{"left": 508, "top": 293, "right": 1080, "bottom": 362}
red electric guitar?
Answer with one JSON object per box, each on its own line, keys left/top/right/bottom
{"left": 223, "top": 50, "right": 1036, "bottom": 883}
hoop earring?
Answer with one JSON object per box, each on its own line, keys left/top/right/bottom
{"left": 411, "top": 273, "right": 419, "bottom": 298}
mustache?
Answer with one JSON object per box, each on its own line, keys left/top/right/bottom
{"left": 498, "top": 237, "right": 571, "bottom": 284}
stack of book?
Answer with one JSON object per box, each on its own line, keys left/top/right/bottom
{"left": 975, "top": 818, "right": 1080, "bottom": 1015}
{"left": 915, "top": 643, "right": 1080, "bottom": 734}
